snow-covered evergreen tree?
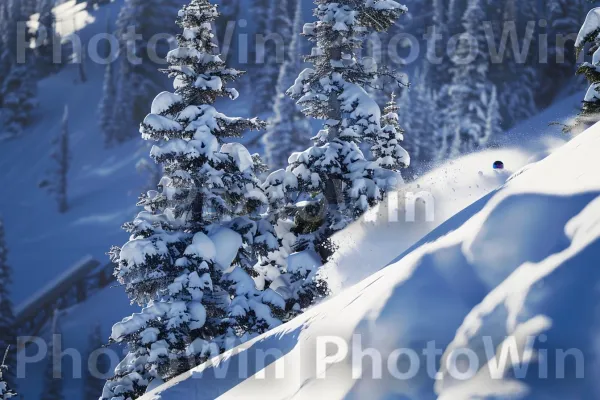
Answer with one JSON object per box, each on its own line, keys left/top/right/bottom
{"left": 251, "top": 0, "right": 271, "bottom": 38}
{"left": 447, "top": 0, "right": 467, "bottom": 34}
{"left": 442, "top": 0, "right": 498, "bottom": 156}
{"left": 98, "top": 61, "right": 119, "bottom": 146}
{"left": 0, "top": 0, "right": 38, "bottom": 139}
{"left": 480, "top": 0, "right": 537, "bottom": 127}
{"left": 0, "top": 0, "right": 20, "bottom": 65}
{"left": 45, "top": 105, "right": 70, "bottom": 213}
{"left": 262, "top": 0, "right": 311, "bottom": 170}
{"left": 287, "top": 0, "right": 408, "bottom": 234}
{"left": 410, "top": 66, "right": 442, "bottom": 166}
{"left": 265, "top": 0, "right": 410, "bottom": 308}
{"left": 373, "top": 92, "right": 410, "bottom": 172}
{"left": 102, "top": 2, "right": 282, "bottom": 398}
{"left": 0, "top": 62, "right": 38, "bottom": 138}
{"left": 548, "top": 0, "right": 589, "bottom": 79}
{"left": 83, "top": 325, "right": 107, "bottom": 400}
{"left": 485, "top": 84, "right": 502, "bottom": 144}
{"left": 0, "top": 347, "right": 16, "bottom": 400}
{"left": 35, "top": 0, "right": 59, "bottom": 75}
{"left": 250, "top": 0, "right": 280, "bottom": 115}
{"left": 572, "top": 7, "right": 600, "bottom": 132}
{"left": 426, "top": 0, "right": 451, "bottom": 90}
{"left": 0, "top": 221, "right": 15, "bottom": 395}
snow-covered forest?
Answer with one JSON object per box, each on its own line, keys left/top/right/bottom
{"left": 1, "top": 0, "right": 600, "bottom": 399}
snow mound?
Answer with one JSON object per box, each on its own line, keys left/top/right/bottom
{"left": 141, "top": 122, "right": 600, "bottom": 400}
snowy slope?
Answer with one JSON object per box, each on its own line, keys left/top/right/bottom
{"left": 0, "top": 0, "right": 261, "bottom": 307}
{"left": 141, "top": 121, "right": 600, "bottom": 400}
{"left": 0, "top": 0, "right": 140, "bottom": 307}
{"left": 0, "top": 1, "right": 589, "bottom": 399}
{"left": 322, "top": 93, "right": 580, "bottom": 291}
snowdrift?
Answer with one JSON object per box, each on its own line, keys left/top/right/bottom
{"left": 141, "top": 122, "right": 600, "bottom": 400}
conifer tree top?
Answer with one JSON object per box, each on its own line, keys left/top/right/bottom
{"left": 383, "top": 92, "right": 400, "bottom": 118}
{"left": 300, "top": 0, "right": 407, "bottom": 86}
{"left": 164, "top": 0, "right": 242, "bottom": 105}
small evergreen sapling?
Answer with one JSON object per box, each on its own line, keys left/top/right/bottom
{"left": 372, "top": 92, "right": 410, "bottom": 172}
{"left": 43, "top": 105, "right": 70, "bottom": 213}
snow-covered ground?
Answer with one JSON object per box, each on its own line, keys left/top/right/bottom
{"left": 324, "top": 93, "right": 578, "bottom": 291}
{"left": 0, "top": 1, "right": 591, "bottom": 399}
{"left": 140, "top": 119, "right": 600, "bottom": 399}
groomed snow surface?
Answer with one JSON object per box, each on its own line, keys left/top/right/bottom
{"left": 141, "top": 121, "right": 600, "bottom": 399}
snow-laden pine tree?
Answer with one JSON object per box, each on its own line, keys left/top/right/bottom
{"left": 262, "top": 0, "right": 410, "bottom": 308}
{"left": 262, "top": 0, "right": 311, "bottom": 170}
{"left": 447, "top": 0, "right": 467, "bottom": 34}
{"left": 410, "top": 66, "right": 442, "bottom": 167}
{"left": 46, "top": 105, "right": 70, "bottom": 213}
{"left": 0, "top": 62, "right": 38, "bottom": 138}
{"left": 102, "top": 2, "right": 283, "bottom": 398}
{"left": 288, "top": 0, "right": 409, "bottom": 232}
{"left": 0, "top": 221, "right": 15, "bottom": 395}
{"left": 0, "top": 0, "right": 38, "bottom": 139}
{"left": 486, "top": 0, "right": 537, "bottom": 127}
{"left": 548, "top": 0, "right": 589, "bottom": 81}
{"left": 250, "top": 0, "right": 281, "bottom": 115}
{"left": 373, "top": 92, "right": 410, "bottom": 172}
{"left": 0, "top": 347, "right": 16, "bottom": 400}
{"left": 105, "top": 0, "right": 181, "bottom": 145}
{"left": 442, "top": 0, "right": 498, "bottom": 156}
{"left": 35, "top": 0, "right": 59, "bottom": 76}
{"left": 485, "top": 85, "right": 502, "bottom": 144}
{"left": 83, "top": 325, "right": 107, "bottom": 400}
{"left": 572, "top": 7, "right": 600, "bottom": 132}
{"left": 98, "top": 62, "right": 119, "bottom": 146}
{"left": 0, "top": 0, "right": 19, "bottom": 67}
{"left": 251, "top": 0, "right": 271, "bottom": 39}
{"left": 425, "top": 0, "right": 451, "bottom": 91}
